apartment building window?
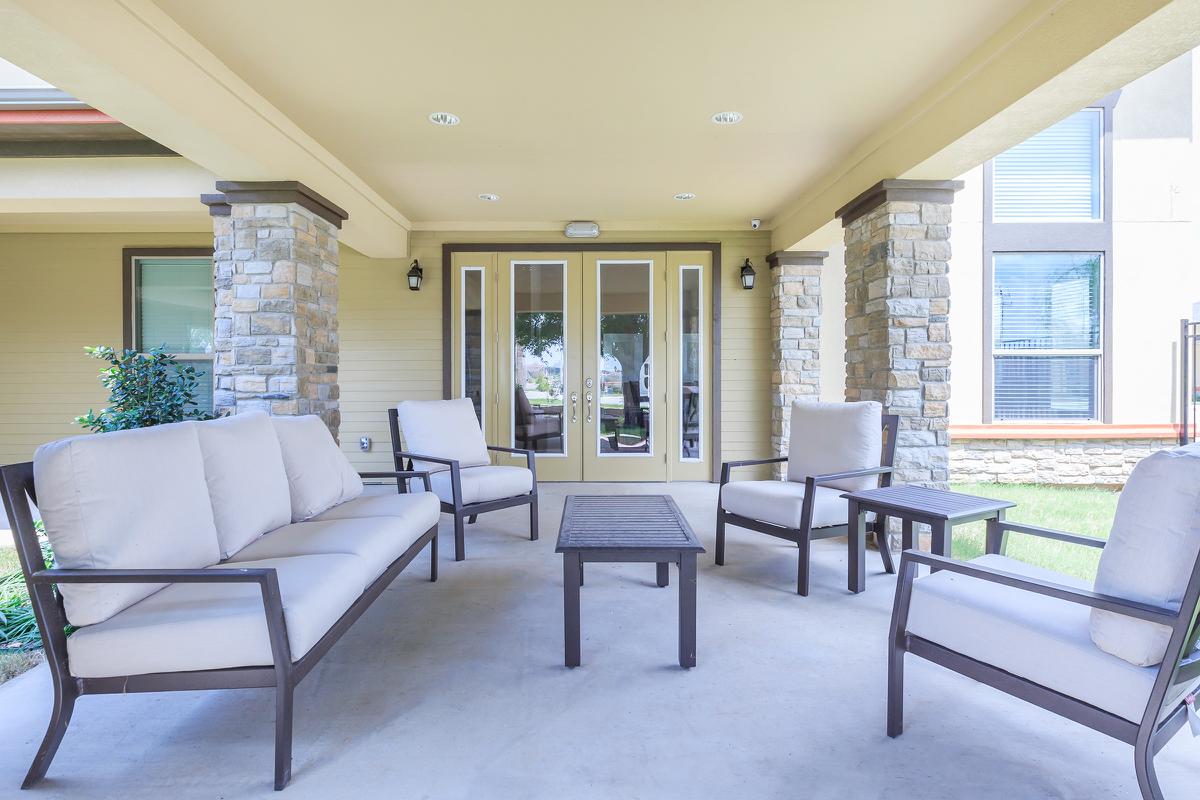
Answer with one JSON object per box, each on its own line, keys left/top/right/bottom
{"left": 983, "top": 100, "right": 1113, "bottom": 423}
{"left": 993, "top": 109, "right": 1102, "bottom": 222}
{"left": 123, "top": 249, "right": 215, "bottom": 414}
{"left": 992, "top": 253, "right": 1102, "bottom": 420}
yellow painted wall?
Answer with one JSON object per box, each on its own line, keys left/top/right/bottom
{"left": 0, "top": 228, "right": 773, "bottom": 480}
{"left": 339, "top": 229, "right": 774, "bottom": 476}
{"left": 0, "top": 232, "right": 211, "bottom": 465}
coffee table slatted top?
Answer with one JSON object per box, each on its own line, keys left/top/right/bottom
{"left": 555, "top": 496, "right": 706, "bottom": 553}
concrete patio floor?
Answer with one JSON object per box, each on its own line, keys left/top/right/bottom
{"left": 0, "top": 482, "right": 1196, "bottom": 799}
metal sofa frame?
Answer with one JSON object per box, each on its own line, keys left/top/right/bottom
{"left": 888, "top": 522, "right": 1200, "bottom": 800}
{"left": 0, "top": 461, "right": 439, "bottom": 791}
{"left": 387, "top": 407, "right": 538, "bottom": 562}
{"left": 715, "top": 415, "right": 900, "bottom": 595}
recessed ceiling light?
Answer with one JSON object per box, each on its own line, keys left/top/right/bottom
{"left": 711, "top": 111, "right": 743, "bottom": 125}
{"left": 674, "top": 192, "right": 696, "bottom": 201}
{"left": 478, "top": 193, "right": 500, "bottom": 202}
{"left": 428, "top": 112, "right": 460, "bottom": 126}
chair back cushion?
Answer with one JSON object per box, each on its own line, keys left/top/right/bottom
{"left": 196, "top": 412, "right": 292, "bottom": 558}
{"left": 1090, "top": 447, "right": 1200, "bottom": 666}
{"left": 786, "top": 400, "right": 883, "bottom": 492}
{"left": 33, "top": 421, "right": 221, "bottom": 627}
{"left": 395, "top": 399, "right": 490, "bottom": 473}
{"left": 271, "top": 416, "right": 364, "bottom": 522}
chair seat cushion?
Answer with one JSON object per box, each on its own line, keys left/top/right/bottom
{"left": 66, "top": 554, "right": 370, "bottom": 678}
{"left": 427, "top": 465, "right": 533, "bottom": 505}
{"left": 232, "top": 500, "right": 439, "bottom": 581}
{"left": 908, "top": 554, "right": 1198, "bottom": 723}
{"left": 720, "top": 480, "right": 849, "bottom": 529}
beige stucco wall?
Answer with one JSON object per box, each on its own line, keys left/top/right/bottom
{"left": 0, "top": 231, "right": 211, "bottom": 465}
{"left": 0, "top": 228, "right": 773, "bottom": 478}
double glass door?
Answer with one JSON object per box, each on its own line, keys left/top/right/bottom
{"left": 451, "top": 249, "right": 710, "bottom": 482}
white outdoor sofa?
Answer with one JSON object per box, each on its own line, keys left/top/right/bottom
{"left": 0, "top": 411, "right": 441, "bottom": 791}
{"left": 888, "top": 445, "right": 1200, "bottom": 800}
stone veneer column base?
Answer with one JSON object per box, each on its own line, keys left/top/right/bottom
{"left": 838, "top": 179, "right": 963, "bottom": 488}
{"left": 203, "top": 181, "right": 348, "bottom": 438}
{"left": 768, "top": 251, "right": 826, "bottom": 469}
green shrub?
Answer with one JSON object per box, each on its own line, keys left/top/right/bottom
{"left": 75, "top": 345, "right": 213, "bottom": 432}
{"left": 0, "top": 523, "right": 53, "bottom": 652}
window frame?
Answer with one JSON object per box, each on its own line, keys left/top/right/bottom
{"left": 122, "top": 247, "right": 216, "bottom": 413}
{"left": 981, "top": 94, "right": 1116, "bottom": 424}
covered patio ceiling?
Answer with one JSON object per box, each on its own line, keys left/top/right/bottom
{"left": 0, "top": 0, "right": 1198, "bottom": 256}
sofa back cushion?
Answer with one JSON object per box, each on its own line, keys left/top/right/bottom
{"left": 395, "top": 399, "right": 490, "bottom": 473}
{"left": 786, "top": 400, "right": 883, "bottom": 492}
{"left": 197, "top": 412, "right": 292, "bottom": 558}
{"left": 271, "top": 415, "right": 363, "bottom": 522}
{"left": 1090, "top": 447, "right": 1200, "bottom": 666}
{"left": 33, "top": 421, "right": 221, "bottom": 627}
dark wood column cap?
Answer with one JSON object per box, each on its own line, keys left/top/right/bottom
{"left": 836, "top": 179, "right": 964, "bottom": 227}
{"left": 767, "top": 250, "right": 828, "bottom": 268}
{"left": 201, "top": 180, "right": 349, "bottom": 228}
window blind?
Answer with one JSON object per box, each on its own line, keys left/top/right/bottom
{"left": 993, "top": 109, "right": 1101, "bottom": 221}
{"left": 994, "top": 355, "right": 1098, "bottom": 420}
{"left": 136, "top": 258, "right": 214, "bottom": 354}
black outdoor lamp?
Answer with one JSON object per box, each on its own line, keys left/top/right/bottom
{"left": 740, "top": 258, "right": 757, "bottom": 290}
{"left": 406, "top": 259, "right": 423, "bottom": 291}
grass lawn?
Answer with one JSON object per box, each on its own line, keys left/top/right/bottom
{"left": 0, "top": 544, "right": 42, "bottom": 686}
{"left": 947, "top": 483, "right": 1118, "bottom": 582}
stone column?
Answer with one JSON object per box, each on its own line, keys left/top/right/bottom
{"left": 836, "top": 180, "right": 962, "bottom": 487}
{"left": 768, "top": 250, "right": 825, "bottom": 465}
{"left": 202, "top": 181, "right": 348, "bottom": 438}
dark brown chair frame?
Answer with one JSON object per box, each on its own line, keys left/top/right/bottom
{"left": 388, "top": 407, "right": 538, "bottom": 562}
{"left": 889, "top": 522, "right": 1200, "bottom": 800}
{"left": 715, "top": 414, "right": 900, "bottom": 596}
{"left": 0, "top": 461, "right": 438, "bottom": 792}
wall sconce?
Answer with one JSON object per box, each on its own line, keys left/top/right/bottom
{"left": 406, "top": 259, "right": 423, "bottom": 291}
{"left": 740, "top": 258, "right": 757, "bottom": 290}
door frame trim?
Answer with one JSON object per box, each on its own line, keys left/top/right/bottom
{"left": 442, "top": 242, "right": 723, "bottom": 481}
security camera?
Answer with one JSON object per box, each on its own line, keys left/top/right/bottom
{"left": 750, "top": 218, "right": 762, "bottom": 230}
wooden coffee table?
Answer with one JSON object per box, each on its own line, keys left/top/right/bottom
{"left": 555, "top": 495, "right": 706, "bottom": 668}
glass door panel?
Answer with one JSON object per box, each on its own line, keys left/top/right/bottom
{"left": 582, "top": 253, "right": 667, "bottom": 481}
{"left": 451, "top": 252, "right": 495, "bottom": 439}
{"left": 497, "top": 253, "right": 583, "bottom": 481}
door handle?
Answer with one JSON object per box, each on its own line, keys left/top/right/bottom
{"left": 585, "top": 391, "right": 593, "bottom": 424}
{"left": 570, "top": 392, "right": 578, "bottom": 424}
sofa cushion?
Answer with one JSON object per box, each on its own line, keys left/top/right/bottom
{"left": 33, "top": 421, "right": 220, "bottom": 627}
{"left": 196, "top": 412, "right": 292, "bottom": 559}
{"left": 311, "top": 490, "right": 441, "bottom": 526}
{"left": 230, "top": 507, "right": 437, "bottom": 583}
{"left": 66, "top": 553, "right": 369, "bottom": 678}
{"left": 786, "top": 400, "right": 883, "bottom": 492}
{"left": 395, "top": 399, "right": 490, "bottom": 474}
{"left": 909, "top": 554, "right": 1198, "bottom": 723}
{"left": 720, "top": 480, "right": 849, "bottom": 529}
{"left": 1090, "top": 447, "right": 1200, "bottom": 666}
{"left": 427, "top": 465, "right": 532, "bottom": 505}
{"left": 271, "top": 415, "right": 364, "bottom": 522}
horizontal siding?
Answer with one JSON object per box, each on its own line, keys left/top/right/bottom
{"left": 0, "top": 232, "right": 212, "bottom": 465}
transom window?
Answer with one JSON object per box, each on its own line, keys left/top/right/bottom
{"left": 992, "top": 108, "right": 1102, "bottom": 222}
{"left": 992, "top": 252, "right": 1102, "bottom": 421}
{"left": 130, "top": 255, "right": 215, "bottom": 414}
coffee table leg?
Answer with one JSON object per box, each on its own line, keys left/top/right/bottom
{"left": 564, "top": 553, "right": 581, "bottom": 667}
{"left": 848, "top": 500, "right": 866, "bottom": 594}
{"left": 656, "top": 562, "right": 669, "bottom": 587}
{"left": 678, "top": 553, "right": 697, "bottom": 668}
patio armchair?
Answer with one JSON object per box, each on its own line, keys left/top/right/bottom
{"left": 514, "top": 386, "right": 563, "bottom": 451}
{"left": 390, "top": 399, "right": 538, "bottom": 562}
{"left": 716, "top": 400, "right": 898, "bottom": 595}
{"left": 888, "top": 446, "right": 1200, "bottom": 800}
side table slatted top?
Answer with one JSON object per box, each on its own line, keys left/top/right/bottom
{"left": 556, "top": 496, "right": 705, "bottom": 553}
{"left": 841, "top": 485, "right": 1014, "bottom": 521}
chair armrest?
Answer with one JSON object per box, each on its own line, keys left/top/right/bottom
{"left": 810, "top": 466, "right": 893, "bottom": 488}
{"left": 31, "top": 567, "right": 293, "bottom": 670}
{"left": 720, "top": 456, "right": 788, "bottom": 485}
{"left": 997, "top": 520, "right": 1106, "bottom": 549}
{"left": 487, "top": 445, "right": 538, "bottom": 478}
{"left": 394, "top": 450, "right": 458, "bottom": 469}
{"left": 359, "top": 470, "right": 432, "bottom": 493}
{"left": 897, "top": 551, "right": 1178, "bottom": 625}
